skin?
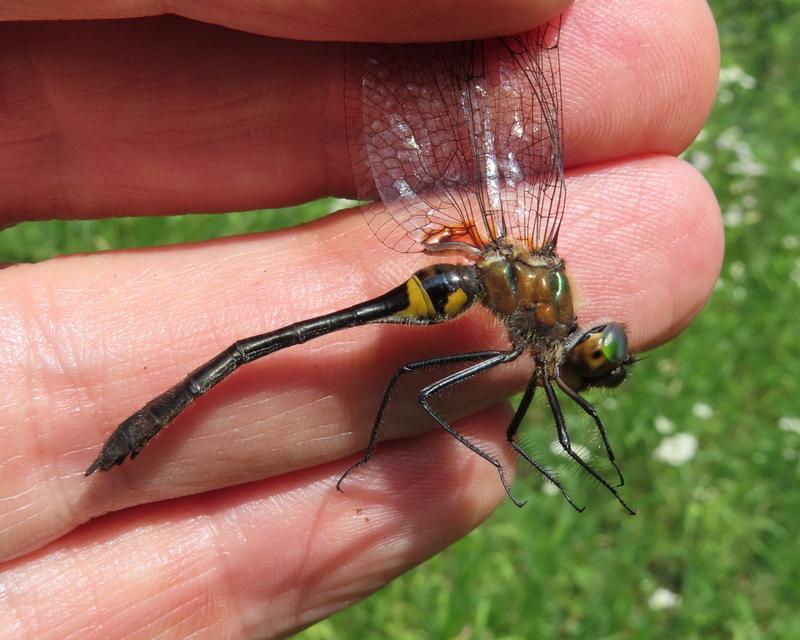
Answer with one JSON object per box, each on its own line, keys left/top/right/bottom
{"left": 0, "top": 1, "right": 722, "bottom": 638}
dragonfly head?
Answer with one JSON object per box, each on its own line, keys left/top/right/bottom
{"left": 561, "top": 322, "right": 632, "bottom": 391}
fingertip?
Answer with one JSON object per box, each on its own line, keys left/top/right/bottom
{"left": 564, "top": 0, "right": 720, "bottom": 164}
{"left": 562, "top": 155, "right": 723, "bottom": 350}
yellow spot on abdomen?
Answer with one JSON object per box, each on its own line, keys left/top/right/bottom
{"left": 396, "top": 275, "right": 436, "bottom": 319}
{"left": 444, "top": 288, "right": 469, "bottom": 317}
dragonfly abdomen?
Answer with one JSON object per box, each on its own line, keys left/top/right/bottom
{"left": 85, "top": 263, "right": 481, "bottom": 475}
{"left": 384, "top": 264, "right": 482, "bottom": 324}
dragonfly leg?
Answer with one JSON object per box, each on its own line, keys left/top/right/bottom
{"left": 506, "top": 374, "right": 584, "bottom": 512}
{"left": 543, "top": 373, "right": 636, "bottom": 515}
{"left": 555, "top": 371, "right": 625, "bottom": 487}
{"left": 336, "top": 349, "right": 503, "bottom": 492}
{"left": 416, "top": 346, "right": 527, "bottom": 507}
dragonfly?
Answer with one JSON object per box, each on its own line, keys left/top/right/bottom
{"left": 85, "top": 17, "right": 635, "bottom": 514}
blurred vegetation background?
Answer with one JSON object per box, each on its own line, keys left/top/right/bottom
{"left": 2, "top": 0, "right": 798, "bottom": 637}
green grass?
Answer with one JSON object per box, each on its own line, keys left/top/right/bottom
{"left": 3, "top": 1, "right": 799, "bottom": 637}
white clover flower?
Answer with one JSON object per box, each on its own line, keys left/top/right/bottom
{"left": 723, "top": 205, "right": 743, "bottom": 227}
{"left": 541, "top": 482, "right": 561, "bottom": 496}
{"left": 781, "top": 235, "right": 799, "bottom": 250}
{"left": 654, "top": 415, "right": 675, "bottom": 434}
{"left": 692, "top": 403, "right": 713, "bottom": 419}
{"left": 654, "top": 433, "right": 698, "bottom": 466}
{"left": 716, "top": 126, "right": 743, "bottom": 150}
{"left": 549, "top": 440, "right": 591, "bottom": 461}
{"left": 719, "top": 65, "right": 756, "bottom": 90}
{"left": 778, "top": 416, "right": 800, "bottom": 435}
{"left": 689, "top": 150, "right": 712, "bottom": 172}
{"left": 727, "top": 157, "right": 766, "bottom": 177}
{"left": 729, "top": 261, "right": 746, "bottom": 281}
{"left": 649, "top": 587, "right": 683, "bottom": 610}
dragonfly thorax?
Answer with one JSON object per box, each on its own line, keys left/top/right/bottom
{"left": 476, "top": 240, "right": 576, "bottom": 344}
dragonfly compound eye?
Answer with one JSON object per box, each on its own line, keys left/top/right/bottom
{"left": 565, "top": 322, "right": 629, "bottom": 380}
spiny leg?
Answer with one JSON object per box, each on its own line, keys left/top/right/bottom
{"left": 337, "top": 350, "right": 504, "bottom": 491}
{"left": 506, "top": 374, "right": 584, "bottom": 512}
{"left": 417, "top": 346, "right": 527, "bottom": 507}
{"left": 555, "top": 373, "right": 625, "bottom": 487}
{"left": 543, "top": 373, "right": 636, "bottom": 515}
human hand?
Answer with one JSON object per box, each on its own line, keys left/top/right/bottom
{"left": 0, "top": 1, "right": 721, "bottom": 637}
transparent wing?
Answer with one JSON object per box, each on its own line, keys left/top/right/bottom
{"left": 345, "top": 18, "right": 566, "bottom": 254}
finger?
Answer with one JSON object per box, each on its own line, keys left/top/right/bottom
{"left": 0, "top": 0, "right": 570, "bottom": 42}
{"left": 0, "top": 155, "right": 722, "bottom": 562}
{"left": 0, "top": 0, "right": 718, "bottom": 221}
{"left": 0, "top": 410, "right": 515, "bottom": 639}
{"left": 562, "top": 0, "right": 719, "bottom": 166}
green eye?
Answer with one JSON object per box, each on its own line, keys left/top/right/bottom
{"left": 600, "top": 323, "right": 628, "bottom": 366}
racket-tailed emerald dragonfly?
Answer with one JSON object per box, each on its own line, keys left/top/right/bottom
{"left": 85, "top": 17, "right": 636, "bottom": 514}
